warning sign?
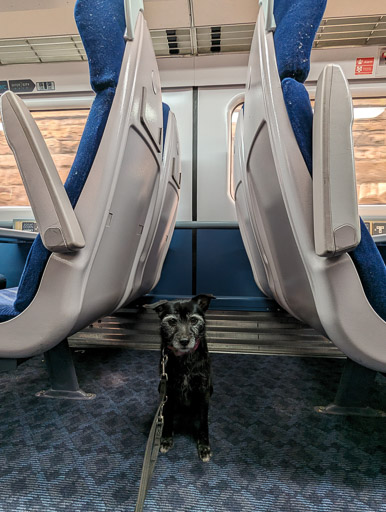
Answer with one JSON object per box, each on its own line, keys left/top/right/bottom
{"left": 355, "top": 57, "right": 374, "bottom": 75}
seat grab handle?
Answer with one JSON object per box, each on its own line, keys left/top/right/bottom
{"left": 0, "top": 91, "right": 85, "bottom": 253}
{"left": 313, "top": 64, "right": 360, "bottom": 257}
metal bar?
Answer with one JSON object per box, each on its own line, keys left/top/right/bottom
{"left": 315, "top": 358, "right": 386, "bottom": 417}
{"left": 37, "top": 338, "right": 95, "bottom": 400}
{"left": 188, "top": 0, "right": 198, "bottom": 55}
{"left": 175, "top": 221, "right": 239, "bottom": 229}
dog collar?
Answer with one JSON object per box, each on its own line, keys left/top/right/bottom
{"left": 167, "top": 338, "right": 200, "bottom": 357}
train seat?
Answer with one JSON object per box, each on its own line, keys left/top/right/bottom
{"left": 233, "top": 107, "right": 272, "bottom": 298}
{"left": 0, "top": 0, "right": 180, "bottom": 359}
{"left": 237, "top": 0, "right": 386, "bottom": 373}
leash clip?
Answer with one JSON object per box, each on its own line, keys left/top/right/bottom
{"left": 161, "top": 350, "right": 168, "bottom": 380}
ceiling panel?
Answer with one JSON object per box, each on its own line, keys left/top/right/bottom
{"left": 0, "top": 4, "right": 386, "bottom": 65}
{"left": 325, "top": 0, "right": 385, "bottom": 18}
{"left": 0, "top": 0, "right": 74, "bottom": 12}
{"left": 0, "top": 8, "right": 78, "bottom": 39}
{"left": 143, "top": 0, "right": 191, "bottom": 29}
{"left": 193, "top": 0, "right": 258, "bottom": 27}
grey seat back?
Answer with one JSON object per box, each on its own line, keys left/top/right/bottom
{"left": 0, "top": 2, "right": 179, "bottom": 357}
{"left": 237, "top": 3, "right": 386, "bottom": 371}
{"left": 120, "top": 108, "right": 181, "bottom": 305}
{"left": 233, "top": 109, "right": 272, "bottom": 298}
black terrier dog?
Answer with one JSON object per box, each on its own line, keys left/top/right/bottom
{"left": 145, "top": 294, "right": 215, "bottom": 462}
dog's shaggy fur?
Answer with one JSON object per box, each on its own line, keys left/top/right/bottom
{"left": 145, "top": 294, "right": 215, "bottom": 462}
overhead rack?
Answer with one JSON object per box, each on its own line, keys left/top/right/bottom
{"left": 0, "top": 15, "right": 385, "bottom": 64}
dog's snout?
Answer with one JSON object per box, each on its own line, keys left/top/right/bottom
{"left": 180, "top": 338, "right": 189, "bottom": 347}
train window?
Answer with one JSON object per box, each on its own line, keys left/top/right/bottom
{"left": 352, "top": 97, "right": 386, "bottom": 205}
{"left": 228, "top": 97, "right": 386, "bottom": 206}
{"left": 309, "top": 96, "right": 386, "bottom": 205}
{"left": 229, "top": 102, "right": 243, "bottom": 200}
{"left": 0, "top": 108, "right": 89, "bottom": 206}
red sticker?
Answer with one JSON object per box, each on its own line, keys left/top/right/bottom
{"left": 355, "top": 57, "right": 374, "bottom": 75}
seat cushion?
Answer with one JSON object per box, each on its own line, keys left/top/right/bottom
{"left": 282, "top": 78, "right": 386, "bottom": 321}
{"left": 11, "top": 0, "right": 126, "bottom": 317}
{"left": 281, "top": 78, "right": 313, "bottom": 171}
{"left": 273, "top": 0, "right": 327, "bottom": 82}
{"left": 0, "top": 288, "right": 18, "bottom": 323}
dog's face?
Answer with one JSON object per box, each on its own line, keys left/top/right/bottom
{"left": 146, "top": 294, "right": 214, "bottom": 355}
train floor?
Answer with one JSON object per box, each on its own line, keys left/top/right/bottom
{"left": 0, "top": 348, "right": 385, "bottom": 512}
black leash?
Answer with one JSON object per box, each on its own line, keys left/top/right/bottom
{"left": 134, "top": 350, "right": 168, "bottom": 512}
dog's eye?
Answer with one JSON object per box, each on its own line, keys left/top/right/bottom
{"left": 168, "top": 318, "right": 177, "bottom": 326}
{"left": 190, "top": 317, "right": 198, "bottom": 325}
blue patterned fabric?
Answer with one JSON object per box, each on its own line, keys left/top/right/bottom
{"left": 0, "top": 287, "right": 18, "bottom": 322}
{"left": 281, "top": 78, "right": 313, "bottom": 172}
{"left": 0, "top": 0, "right": 126, "bottom": 321}
{"left": 281, "top": 79, "right": 386, "bottom": 321}
{"left": 273, "top": 0, "right": 327, "bottom": 82}
{"left": 162, "top": 102, "right": 170, "bottom": 152}
{"left": 0, "top": 348, "right": 385, "bottom": 511}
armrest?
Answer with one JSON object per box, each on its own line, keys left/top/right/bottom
{"left": 0, "top": 227, "right": 37, "bottom": 241}
{"left": 313, "top": 64, "right": 360, "bottom": 257}
{"left": 0, "top": 91, "right": 85, "bottom": 253}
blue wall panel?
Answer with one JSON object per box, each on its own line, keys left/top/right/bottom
{"left": 0, "top": 240, "right": 32, "bottom": 288}
{"left": 151, "top": 227, "right": 279, "bottom": 311}
{"left": 196, "top": 229, "right": 276, "bottom": 310}
{"left": 151, "top": 229, "right": 193, "bottom": 298}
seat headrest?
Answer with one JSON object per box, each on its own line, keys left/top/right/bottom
{"left": 273, "top": 0, "right": 327, "bottom": 83}
{"left": 75, "top": 0, "right": 126, "bottom": 92}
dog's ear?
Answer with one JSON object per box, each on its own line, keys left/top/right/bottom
{"left": 191, "top": 294, "right": 216, "bottom": 312}
{"left": 143, "top": 300, "right": 169, "bottom": 317}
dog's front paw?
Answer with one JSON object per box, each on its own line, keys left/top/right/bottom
{"left": 160, "top": 437, "right": 174, "bottom": 453}
{"left": 197, "top": 443, "right": 212, "bottom": 462}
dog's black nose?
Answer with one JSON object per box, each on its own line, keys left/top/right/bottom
{"left": 180, "top": 339, "right": 189, "bottom": 347}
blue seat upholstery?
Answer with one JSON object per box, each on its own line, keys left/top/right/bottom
{"left": 0, "top": 288, "right": 17, "bottom": 323}
{"left": 274, "top": 0, "right": 386, "bottom": 321}
{"left": 274, "top": 0, "right": 326, "bottom": 83}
